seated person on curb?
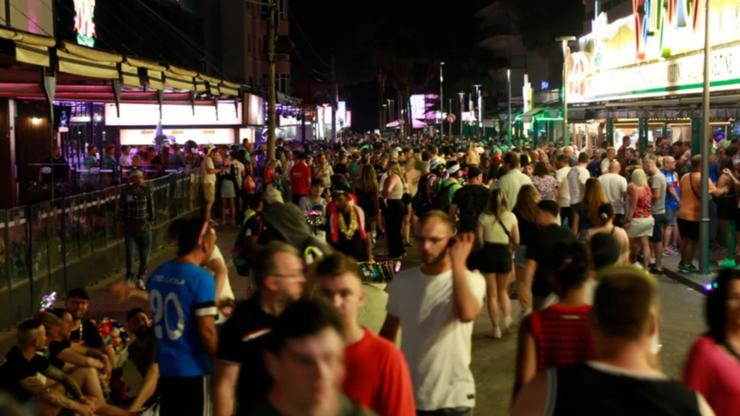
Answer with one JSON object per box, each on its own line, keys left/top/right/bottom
{"left": 65, "top": 288, "right": 115, "bottom": 379}
{"left": 512, "top": 266, "right": 715, "bottom": 416}
{"left": 0, "top": 319, "right": 131, "bottom": 416}
{"left": 313, "top": 253, "right": 416, "bottom": 415}
{"left": 42, "top": 309, "right": 109, "bottom": 376}
{"left": 125, "top": 308, "right": 159, "bottom": 412}
{"left": 257, "top": 298, "right": 371, "bottom": 415}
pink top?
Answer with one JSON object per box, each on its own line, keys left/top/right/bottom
{"left": 684, "top": 336, "right": 740, "bottom": 416}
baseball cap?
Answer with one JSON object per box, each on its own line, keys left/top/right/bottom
{"left": 447, "top": 162, "right": 461, "bottom": 176}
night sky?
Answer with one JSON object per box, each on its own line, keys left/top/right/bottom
{"left": 290, "top": 0, "right": 584, "bottom": 132}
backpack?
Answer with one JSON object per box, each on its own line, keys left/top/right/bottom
{"left": 411, "top": 173, "right": 438, "bottom": 214}
{"left": 433, "top": 180, "right": 457, "bottom": 213}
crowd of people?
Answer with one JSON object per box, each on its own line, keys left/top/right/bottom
{"left": 2, "top": 131, "right": 740, "bottom": 415}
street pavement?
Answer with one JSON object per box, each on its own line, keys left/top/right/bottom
{"left": 0, "top": 226, "right": 708, "bottom": 415}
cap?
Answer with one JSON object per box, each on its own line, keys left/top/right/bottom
{"left": 66, "top": 288, "right": 89, "bottom": 300}
{"left": 429, "top": 158, "right": 445, "bottom": 172}
{"left": 447, "top": 163, "right": 461, "bottom": 176}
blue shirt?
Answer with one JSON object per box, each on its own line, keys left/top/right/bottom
{"left": 147, "top": 260, "right": 217, "bottom": 377}
{"left": 662, "top": 168, "right": 680, "bottom": 211}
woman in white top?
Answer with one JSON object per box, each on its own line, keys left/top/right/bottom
{"left": 477, "top": 189, "right": 520, "bottom": 339}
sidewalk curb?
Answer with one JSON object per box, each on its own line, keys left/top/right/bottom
{"left": 662, "top": 268, "right": 708, "bottom": 295}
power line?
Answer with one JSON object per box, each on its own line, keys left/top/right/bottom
{"left": 287, "top": 5, "right": 330, "bottom": 68}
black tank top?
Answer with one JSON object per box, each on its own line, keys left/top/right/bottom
{"left": 551, "top": 363, "right": 701, "bottom": 416}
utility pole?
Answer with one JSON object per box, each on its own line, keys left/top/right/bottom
{"left": 556, "top": 36, "right": 576, "bottom": 145}
{"left": 266, "top": 0, "right": 277, "bottom": 162}
{"left": 330, "top": 55, "right": 337, "bottom": 143}
{"left": 699, "top": 0, "right": 711, "bottom": 274}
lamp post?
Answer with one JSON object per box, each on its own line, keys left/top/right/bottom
{"left": 473, "top": 84, "right": 482, "bottom": 139}
{"left": 506, "top": 69, "right": 512, "bottom": 145}
{"left": 699, "top": 0, "right": 711, "bottom": 274}
{"left": 556, "top": 35, "right": 576, "bottom": 145}
{"left": 439, "top": 61, "right": 445, "bottom": 138}
{"left": 458, "top": 91, "right": 465, "bottom": 137}
{"left": 448, "top": 98, "right": 453, "bottom": 138}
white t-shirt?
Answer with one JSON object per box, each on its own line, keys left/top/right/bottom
{"left": 556, "top": 167, "right": 571, "bottom": 208}
{"left": 495, "top": 168, "right": 532, "bottom": 211}
{"left": 478, "top": 211, "right": 517, "bottom": 244}
{"left": 567, "top": 165, "right": 590, "bottom": 205}
{"left": 386, "top": 267, "right": 485, "bottom": 410}
{"left": 208, "top": 246, "right": 234, "bottom": 301}
{"left": 600, "top": 158, "right": 611, "bottom": 176}
{"left": 599, "top": 173, "right": 628, "bottom": 215}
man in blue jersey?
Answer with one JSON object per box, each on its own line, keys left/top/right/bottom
{"left": 147, "top": 217, "right": 219, "bottom": 416}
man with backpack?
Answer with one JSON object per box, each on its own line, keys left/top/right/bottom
{"left": 435, "top": 162, "right": 463, "bottom": 214}
{"left": 412, "top": 158, "right": 445, "bottom": 216}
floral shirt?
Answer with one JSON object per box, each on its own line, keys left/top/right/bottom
{"left": 532, "top": 175, "right": 558, "bottom": 201}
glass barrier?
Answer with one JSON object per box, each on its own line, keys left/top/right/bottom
{"left": 6, "top": 207, "right": 29, "bottom": 287}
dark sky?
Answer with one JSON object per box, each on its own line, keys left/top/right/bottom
{"left": 289, "top": 0, "right": 584, "bottom": 131}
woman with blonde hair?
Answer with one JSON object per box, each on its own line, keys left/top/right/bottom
{"left": 624, "top": 168, "right": 654, "bottom": 269}
{"left": 382, "top": 159, "right": 408, "bottom": 258}
{"left": 478, "top": 189, "right": 519, "bottom": 338}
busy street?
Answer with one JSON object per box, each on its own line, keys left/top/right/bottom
{"left": 0, "top": 1, "right": 739, "bottom": 416}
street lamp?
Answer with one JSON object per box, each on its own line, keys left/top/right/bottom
{"left": 699, "top": 0, "right": 711, "bottom": 274}
{"left": 458, "top": 91, "right": 465, "bottom": 137}
{"left": 473, "top": 84, "right": 482, "bottom": 139}
{"left": 556, "top": 35, "right": 576, "bottom": 145}
{"left": 439, "top": 61, "right": 445, "bottom": 138}
{"left": 506, "top": 69, "right": 512, "bottom": 145}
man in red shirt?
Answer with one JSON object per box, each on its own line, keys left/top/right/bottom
{"left": 290, "top": 152, "right": 312, "bottom": 204}
{"left": 313, "top": 253, "right": 416, "bottom": 416}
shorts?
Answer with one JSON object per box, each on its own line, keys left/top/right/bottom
{"left": 627, "top": 217, "right": 654, "bottom": 238}
{"left": 202, "top": 182, "right": 216, "bottom": 202}
{"left": 477, "top": 243, "right": 513, "bottom": 274}
{"left": 678, "top": 218, "right": 700, "bottom": 241}
{"left": 651, "top": 214, "right": 668, "bottom": 243}
{"left": 513, "top": 245, "right": 528, "bottom": 267}
{"left": 158, "top": 376, "right": 211, "bottom": 416}
{"left": 665, "top": 208, "right": 678, "bottom": 225}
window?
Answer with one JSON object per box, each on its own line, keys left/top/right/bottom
{"left": 278, "top": 73, "right": 290, "bottom": 94}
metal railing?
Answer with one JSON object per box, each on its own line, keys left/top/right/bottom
{"left": 0, "top": 171, "right": 196, "bottom": 329}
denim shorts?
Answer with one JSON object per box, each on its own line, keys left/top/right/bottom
{"left": 665, "top": 208, "right": 678, "bottom": 225}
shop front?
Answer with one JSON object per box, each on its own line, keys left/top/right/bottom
{"left": 567, "top": 0, "right": 740, "bottom": 153}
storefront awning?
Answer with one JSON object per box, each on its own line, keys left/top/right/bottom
{"left": 0, "top": 27, "right": 55, "bottom": 67}
{"left": 121, "top": 57, "right": 166, "bottom": 89}
{"left": 57, "top": 42, "right": 122, "bottom": 79}
{"left": 220, "top": 80, "right": 240, "bottom": 97}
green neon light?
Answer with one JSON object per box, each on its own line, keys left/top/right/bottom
{"left": 535, "top": 117, "right": 564, "bottom": 121}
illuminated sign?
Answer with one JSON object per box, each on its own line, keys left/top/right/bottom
{"left": 74, "top": 0, "right": 96, "bottom": 47}
{"left": 104, "top": 102, "right": 242, "bottom": 126}
{"left": 410, "top": 94, "right": 438, "bottom": 128}
{"left": 120, "top": 128, "right": 236, "bottom": 145}
{"left": 568, "top": 0, "right": 740, "bottom": 103}
{"left": 244, "top": 93, "right": 264, "bottom": 126}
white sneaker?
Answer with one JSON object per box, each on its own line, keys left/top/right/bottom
{"left": 503, "top": 316, "right": 513, "bottom": 331}
{"left": 486, "top": 328, "right": 503, "bottom": 339}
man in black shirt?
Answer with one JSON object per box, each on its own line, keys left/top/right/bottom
{"left": 0, "top": 319, "right": 94, "bottom": 415}
{"left": 64, "top": 288, "right": 114, "bottom": 379}
{"left": 449, "top": 166, "right": 490, "bottom": 232}
{"left": 525, "top": 200, "right": 578, "bottom": 310}
{"left": 213, "top": 241, "right": 306, "bottom": 416}
{"left": 125, "top": 308, "right": 158, "bottom": 412}
{"left": 513, "top": 267, "right": 714, "bottom": 416}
